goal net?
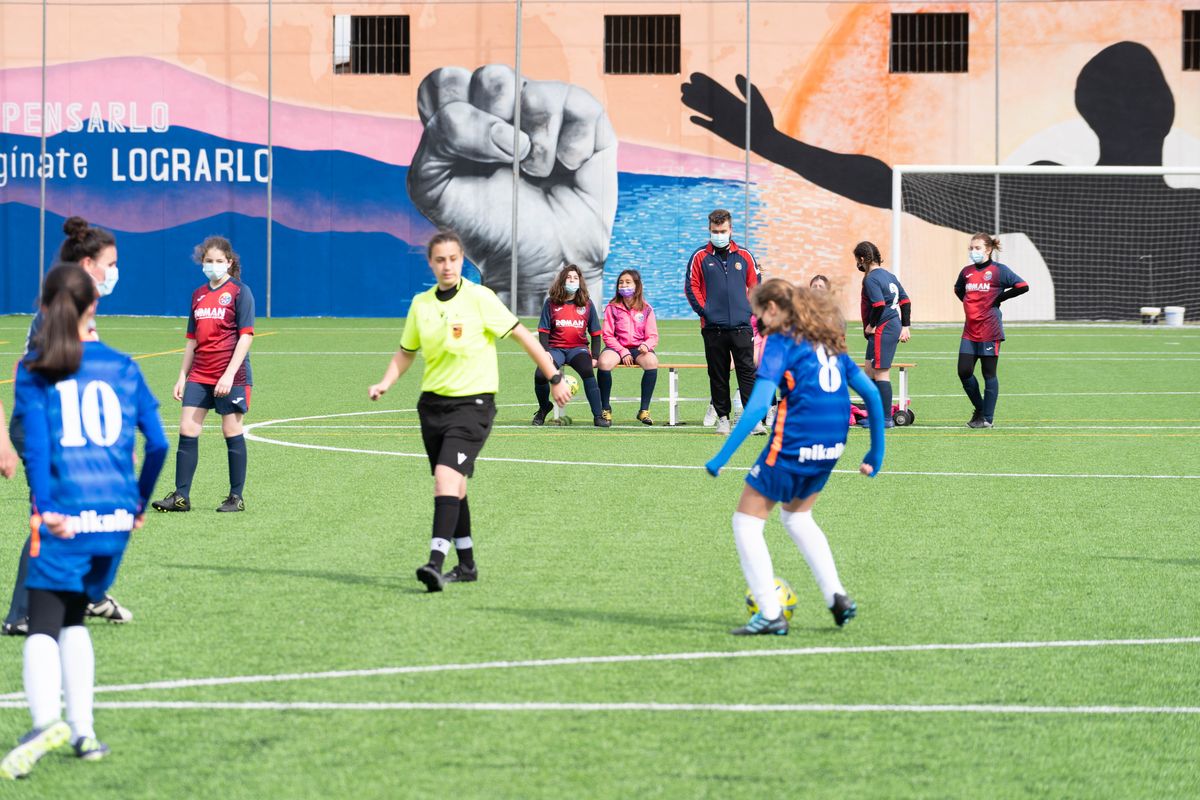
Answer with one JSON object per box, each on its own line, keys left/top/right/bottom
{"left": 891, "top": 166, "right": 1200, "bottom": 322}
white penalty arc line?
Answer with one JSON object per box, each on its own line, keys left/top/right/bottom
{"left": 244, "top": 411, "right": 1200, "bottom": 480}
{"left": 0, "top": 700, "right": 1193, "bottom": 716}
{"left": 1, "top": 637, "right": 1195, "bottom": 702}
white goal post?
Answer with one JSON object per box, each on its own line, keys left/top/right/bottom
{"left": 891, "top": 165, "right": 1200, "bottom": 322}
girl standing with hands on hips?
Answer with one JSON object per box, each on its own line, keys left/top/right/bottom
{"left": 706, "top": 280, "right": 885, "bottom": 635}
{"left": 153, "top": 236, "right": 255, "bottom": 513}
{"left": 369, "top": 230, "right": 570, "bottom": 592}
{"left": 597, "top": 269, "right": 659, "bottom": 425}
{"left": 954, "top": 234, "right": 1029, "bottom": 428}
{"left": 1, "top": 265, "right": 167, "bottom": 778}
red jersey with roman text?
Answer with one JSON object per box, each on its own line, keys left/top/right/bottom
{"left": 537, "top": 299, "right": 601, "bottom": 350}
{"left": 186, "top": 278, "right": 255, "bottom": 384}
{"left": 956, "top": 261, "right": 1025, "bottom": 342}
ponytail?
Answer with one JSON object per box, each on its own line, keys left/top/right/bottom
{"left": 970, "top": 233, "right": 1002, "bottom": 253}
{"left": 28, "top": 265, "right": 97, "bottom": 382}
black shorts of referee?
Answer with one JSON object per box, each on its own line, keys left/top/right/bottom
{"left": 417, "top": 392, "right": 497, "bottom": 478}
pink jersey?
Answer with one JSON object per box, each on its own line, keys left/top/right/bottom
{"left": 602, "top": 300, "right": 658, "bottom": 357}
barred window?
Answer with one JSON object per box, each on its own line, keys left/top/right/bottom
{"left": 890, "top": 13, "right": 969, "bottom": 74}
{"left": 604, "top": 15, "right": 680, "bottom": 75}
{"left": 333, "top": 15, "right": 410, "bottom": 75}
{"left": 1185, "top": 10, "right": 1200, "bottom": 71}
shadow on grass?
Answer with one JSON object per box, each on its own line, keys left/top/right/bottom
{"left": 162, "top": 562, "right": 403, "bottom": 589}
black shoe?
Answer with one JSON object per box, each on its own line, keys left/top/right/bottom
{"left": 730, "top": 612, "right": 789, "bottom": 636}
{"left": 966, "top": 415, "right": 993, "bottom": 429}
{"left": 443, "top": 563, "right": 478, "bottom": 583}
{"left": 593, "top": 415, "right": 612, "bottom": 428}
{"left": 531, "top": 407, "right": 550, "bottom": 426}
{"left": 416, "top": 563, "right": 444, "bottom": 593}
{"left": 151, "top": 491, "right": 191, "bottom": 512}
{"left": 1, "top": 618, "right": 28, "bottom": 637}
{"left": 830, "top": 593, "right": 857, "bottom": 627}
{"left": 215, "top": 494, "right": 245, "bottom": 512}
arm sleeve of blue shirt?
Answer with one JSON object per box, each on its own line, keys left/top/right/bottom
{"left": 845, "top": 357, "right": 884, "bottom": 476}
{"left": 14, "top": 364, "right": 56, "bottom": 513}
{"left": 134, "top": 366, "right": 169, "bottom": 511}
{"left": 236, "top": 283, "right": 256, "bottom": 331}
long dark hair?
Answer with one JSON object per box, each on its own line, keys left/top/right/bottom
{"left": 193, "top": 235, "right": 242, "bottom": 280}
{"left": 610, "top": 269, "right": 646, "bottom": 312}
{"left": 548, "top": 264, "right": 591, "bottom": 307}
{"left": 58, "top": 216, "right": 115, "bottom": 265}
{"left": 28, "top": 265, "right": 97, "bottom": 382}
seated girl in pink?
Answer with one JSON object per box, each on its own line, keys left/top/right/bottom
{"left": 597, "top": 269, "right": 659, "bottom": 425}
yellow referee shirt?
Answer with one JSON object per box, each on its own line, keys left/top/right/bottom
{"left": 399, "top": 280, "right": 519, "bottom": 396}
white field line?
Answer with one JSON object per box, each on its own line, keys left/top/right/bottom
{"left": 0, "top": 637, "right": 1194, "bottom": 702}
{"left": 253, "top": 423, "right": 1200, "bottom": 431}
{"left": 0, "top": 700, "right": 1193, "bottom": 715}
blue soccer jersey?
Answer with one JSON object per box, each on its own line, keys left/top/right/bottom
{"left": 15, "top": 341, "right": 168, "bottom": 559}
{"left": 756, "top": 334, "right": 863, "bottom": 475}
{"left": 860, "top": 268, "right": 909, "bottom": 328}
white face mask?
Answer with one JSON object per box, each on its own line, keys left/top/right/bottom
{"left": 203, "top": 262, "right": 229, "bottom": 281}
{"left": 969, "top": 250, "right": 988, "bottom": 265}
{"left": 564, "top": 282, "right": 579, "bottom": 294}
{"left": 710, "top": 232, "right": 730, "bottom": 249}
{"left": 95, "top": 265, "right": 119, "bottom": 297}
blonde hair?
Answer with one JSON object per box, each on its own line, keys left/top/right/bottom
{"left": 751, "top": 278, "right": 846, "bottom": 356}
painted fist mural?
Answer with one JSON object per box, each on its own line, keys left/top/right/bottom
{"left": 408, "top": 65, "right": 618, "bottom": 314}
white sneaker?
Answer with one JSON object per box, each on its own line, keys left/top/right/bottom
{"left": 733, "top": 394, "right": 744, "bottom": 414}
{"left": 715, "top": 416, "right": 731, "bottom": 435}
{"left": 85, "top": 596, "right": 132, "bottom": 623}
{"left": 751, "top": 421, "right": 768, "bottom": 436}
{"left": 703, "top": 404, "right": 717, "bottom": 427}
{"left": 764, "top": 405, "right": 777, "bottom": 429}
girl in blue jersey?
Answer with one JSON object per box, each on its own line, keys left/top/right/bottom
{"left": 0, "top": 265, "right": 168, "bottom": 779}
{"left": 706, "top": 279, "right": 885, "bottom": 635}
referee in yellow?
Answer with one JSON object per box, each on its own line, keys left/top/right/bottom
{"left": 369, "top": 230, "right": 572, "bottom": 592}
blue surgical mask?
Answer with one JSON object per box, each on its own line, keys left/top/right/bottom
{"left": 203, "top": 262, "right": 229, "bottom": 281}
{"left": 95, "top": 266, "right": 119, "bottom": 297}
{"left": 969, "top": 250, "right": 987, "bottom": 265}
{"left": 618, "top": 286, "right": 635, "bottom": 298}
{"left": 710, "top": 232, "right": 730, "bottom": 249}
{"left": 564, "top": 282, "right": 579, "bottom": 294}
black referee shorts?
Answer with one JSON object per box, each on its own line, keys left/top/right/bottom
{"left": 416, "top": 392, "right": 497, "bottom": 478}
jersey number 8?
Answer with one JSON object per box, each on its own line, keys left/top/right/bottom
{"left": 56, "top": 379, "right": 123, "bottom": 448}
{"left": 815, "top": 346, "right": 842, "bottom": 393}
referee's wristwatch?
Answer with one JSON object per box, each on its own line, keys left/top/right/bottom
{"left": 549, "top": 372, "right": 563, "bottom": 385}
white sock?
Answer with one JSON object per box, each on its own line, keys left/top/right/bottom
{"left": 430, "top": 537, "right": 452, "bottom": 555}
{"left": 23, "top": 633, "right": 62, "bottom": 730}
{"left": 59, "top": 626, "right": 95, "bottom": 742}
{"left": 732, "top": 512, "right": 780, "bottom": 619}
{"left": 453, "top": 536, "right": 473, "bottom": 551}
{"left": 781, "top": 509, "right": 844, "bottom": 607}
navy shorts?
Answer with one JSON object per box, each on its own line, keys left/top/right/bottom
{"left": 549, "top": 347, "right": 590, "bottom": 369}
{"left": 865, "top": 319, "right": 900, "bottom": 369}
{"left": 417, "top": 392, "right": 497, "bottom": 478}
{"left": 959, "top": 338, "right": 1001, "bottom": 357}
{"left": 27, "top": 550, "right": 124, "bottom": 604}
{"left": 745, "top": 458, "right": 833, "bottom": 503}
{"left": 183, "top": 381, "right": 252, "bottom": 416}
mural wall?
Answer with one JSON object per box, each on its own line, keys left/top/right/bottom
{"left": 2, "top": 1, "right": 1197, "bottom": 320}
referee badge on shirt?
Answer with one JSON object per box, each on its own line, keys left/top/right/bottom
{"left": 451, "top": 322, "right": 464, "bottom": 339}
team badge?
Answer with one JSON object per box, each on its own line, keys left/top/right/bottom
{"left": 451, "top": 322, "right": 463, "bottom": 339}
{"left": 735, "top": 263, "right": 742, "bottom": 271}
{"left": 984, "top": 270, "right": 993, "bottom": 281}
{"left": 634, "top": 312, "right": 645, "bottom": 323}
{"left": 218, "top": 292, "right": 233, "bottom": 306}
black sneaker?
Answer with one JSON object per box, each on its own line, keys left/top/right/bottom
{"left": 531, "top": 407, "right": 550, "bottom": 426}
{"left": 215, "top": 494, "right": 245, "bottom": 513}
{"left": 830, "top": 593, "right": 857, "bottom": 627}
{"left": 1, "top": 618, "right": 28, "bottom": 637}
{"left": 151, "top": 491, "right": 191, "bottom": 512}
{"left": 593, "top": 415, "right": 612, "bottom": 428}
{"left": 730, "top": 612, "right": 788, "bottom": 636}
{"left": 416, "top": 563, "right": 444, "bottom": 593}
{"left": 966, "top": 416, "right": 993, "bottom": 429}
{"left": 443, "top": 563, "right": 478, "bottom": 583}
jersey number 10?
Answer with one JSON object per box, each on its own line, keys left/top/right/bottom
{"left": 56, "top": 379, "right": 123, "bottom": 448}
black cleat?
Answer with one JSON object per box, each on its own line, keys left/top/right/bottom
{"left": 593, "top": 415, "right": 612, "bottom": 428}
{"left": 531, "top": 407, "right": 550, "bottom": 426}
{"left": 215, "top": 494, "right": 245, "bottom": 512}
{"left": 830, "top": 593, "right": 857, "bottom": 627}
{"left": 151, "top": 491, "right": 191, "bottom": 512}
{"left": 730, "top": 612, "right": 789, "bottom": 636}
{"left": 416, "top": 563, "right": 444, "bottom": 593}
{"left": 443, "top": 563, "right": 478, "bottom": 583}
{"left": 1, "top": 618, "right": 28, "bottom": 637}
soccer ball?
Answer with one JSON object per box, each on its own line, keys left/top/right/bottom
{"left": 745, "top": 577, "right": 798, "bottom": 621}
{"left": 562, "top": 374, "right": 579, "bottom": 399}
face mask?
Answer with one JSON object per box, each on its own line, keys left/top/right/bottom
{"left": 710, "top": 232, "right": 730, "bottom": 249}
{"left": 856, "top": 260, "right": 867, "bottom": 273}
{"left": 96, "top": 265, "right": 119, "bottom": 297}
{"left": 618, "top": 286, "right": 635, "bottom": 298}
{"left": 564, "top": 282, "right": 579, "bottom": 294}
{"left": 969, "top": 250, "right": 987, "bottom": 265}
{"left": 203, "top": 262, "right": 229, "bottom": 281}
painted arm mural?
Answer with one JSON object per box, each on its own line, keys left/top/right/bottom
{"left": 408, "top": 65, "right": 618, "bottom": 315}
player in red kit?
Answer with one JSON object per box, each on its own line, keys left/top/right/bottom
{"left": 533, "top": 265, "right": 608, "bottom": 427}
{"left": 153, "top": 236, "right": 256, "bottom": 512}
{"left": 954, "top": 233, "right": 1029, "bottom": 428}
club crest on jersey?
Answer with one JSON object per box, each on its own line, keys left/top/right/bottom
{"left": 451, "top": 322, "right": 463, "bottom": 339}
{"left": 218, "top": 292, "right": 233, "bottom": 306}
{"left": 735, "top": 263, "right": 742, "bottom": 271}
{"left": 984, "top": 270, "right": 993, "bottom": 281}
{"left": 634, "top": 312, "right": 645, "bottom": 323}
